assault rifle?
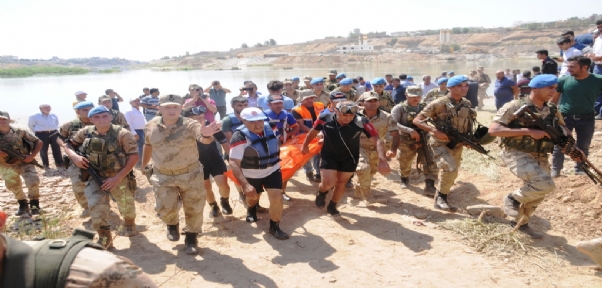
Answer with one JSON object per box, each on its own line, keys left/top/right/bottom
{"left": 417, "top": 130, "right": 434, "bottom": 174}
{"left": 422, "top": 117, "right": 494, "bottom": 159}
{"left": 0, "top": 143, "right": 44, "bottom": 169}
{"left": 74, "top": 150, "right": 116, "bottom": 202}
{"left": 514, "top": 105, "right": 602, "bottom": 185}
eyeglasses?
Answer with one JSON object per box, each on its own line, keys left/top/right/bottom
{"left": 191, "top": 106, "right": 207, "bottom": 115}
{"left": 337, "top": 105, "right": 359, "bottom": 115}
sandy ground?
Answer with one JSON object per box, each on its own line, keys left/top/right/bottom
{"left": 2, "top": 98, "right": 602, "bottom": 287}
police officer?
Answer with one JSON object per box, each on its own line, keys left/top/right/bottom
{"left": 0, "top": 111, "right": 43, "bottom": 216}
{"left": 371, "top": 77, "right": 395, "bottom": 112}
{"left": 422, "top": 77, "right": 449, "bottom": 105}
{"left": 98, "top": 95, "right": 130, "bottom": 130}
{"left": 475, "top": 66, "right": 492, "bottom": 110}
{"left": 142, "top": 94, "right": 217, "bottom": 254}
{"left": 56, "top": 101, "right": 94, "bottom": 218}
{"left": 392, "top": 86, "right": 438, "bottom": 195}
{"left": 354, "top": 92, "right": 398, "bottom": 205}
{"left": 229, "top": 107, "right": 290, "bottom": 240}
{"left": 331, "top": 78, "right": 358, "bottom": 102}
{"left": 63, "top": 106, "right": 139, "bottom": 248}
{"left": 413, "top": 76, "right": 477, "bottom": 212}
{"left": 489, "top": 75, "right": 578, "bottom": 239}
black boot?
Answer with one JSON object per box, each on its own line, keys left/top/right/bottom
{"left": 184, "top": 232, "right": 200, "bottom": 255}
{"left": 434, "top": 193, "right": 457, "bottom": 212}
{"left": 29, "top": 199, "right": 41, "bottom": 215}
{"left": 208, "top": 202, "right": 220, "bottom": 218}
{"left": 400, "top": 177, "right": 409, "bottom": 189}
{"left": 269, "top": 220, "right": 290, "bottom": 240}
{"left": 315, "top": 191, "right": 328, "bottom": 208}
{"left": 256, "top": 203, "right": 268, "bottom": 213}
{"left": 246, "top": 205, "right": 258, "bottom": 223}
{"left": 220, "top": 197, "right": 233, "bottom": 215}
{"left": 16, "top": 200, "right": 30, "bottom": 216}
{"left": 327, "top": 201, "right": 340, "bottom": 216}
{"left": 166, "top": 224, "right": 180, "bottom": 241}
{"left": 423, "top": 179, "right": 436, "bottom": 196}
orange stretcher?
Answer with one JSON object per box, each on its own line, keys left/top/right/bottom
{"left": 224, "top": 134, "right": 322, "bottom": 185}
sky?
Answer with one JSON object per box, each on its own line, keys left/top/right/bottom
{"left": 0, "top": 0, "right": 599, "bottom": 61}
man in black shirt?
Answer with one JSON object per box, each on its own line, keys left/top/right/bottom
{"left": 183, "top": 106, "right": 232, "bottom": 218}
{"left": 536, "top": 49, "right": 558, "bottom": 75}
{"left": 301, "top": 101, "right": 390, "bottom": 216}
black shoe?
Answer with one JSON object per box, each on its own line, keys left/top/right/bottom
{"left": 313, "top": 174, "right": 322, "bottom": 183}
{"left": 282, "top": 192, "right": 292, "bottom": 201}
{"left": 315, "top": 191, "right": 328, "bottom": 208}
{"left": 327, "top": 201, "right": 340, "bottom": 216}
{"left": 305, "top": 172, "right": 314, "bottom": 182}
{"left": 424, "top": 179, "right": 436, "bottom": 196}
{"left": 167, "top": 224, "right": 180, "bottom": 241}
{"left": 503, "top": 194, "right": 520, "bottom": 218}
{"left": 29, "top": 199, "right": 40, "bottom": 215}
{"left": 209, "top": 202, "right": 220, "bottom": 218}
{"left": 16, "top": 200, "right": 30, "bottom": 216}
{"left": 256, "top": 203, "right": 268, "bottom": 213}
{"left": 400, "top": 177, "right": 409, "bottom": 189}
{"left": 220, "top": 197, "right": 233, "bottom": 215}
{"left": 184, "top": 232, "right": 200, "bottom": 254}
{"left": 246, "top": 205, "right": 258, "bottom": 223}
{"left": 510, "top": 221, "right": 544, "bottom": 239}
{"left": 434, "top": 193, "right": 457, "bottom": 212}
{"left": 269, "top": 220, "right": 290, "bottom": 240}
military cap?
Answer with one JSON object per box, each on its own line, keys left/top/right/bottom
{"left": 358, "top": 91, "right": 379, "bottom": 101}
{"left": 339, "top": 78, "right": 353, "bottom": 85}
{"left": 446, "top": 75, "right": 469, "bottom": 88}
{"left": 303, "top": 76, "right": 312, "bottom": 81}
{"left": 88, "top": 106, "right": 110, "bottom": 118}
{"left": 310, "top": 78, "right": 324, "bottom": 85}
{"left": 159, "top": 94, "right": 183, "bottom": 106}
{"left": 299, "top": 90, "right": 317, "bottom": 101}
{"left": 528, "top": 74, "right": 558, "bottom": 88}
{"left": 291, "top": 77, "right": 300, "bottom": 81}
{"left": 406, "top": 86, "right": 423, "bottom": 97}
{"left": 329, "top": 91, "right": 346, "bottom": 102}
{"left": 328, "top": 69, "right": 338, "bottom": 75}
{"left": 98, "top": 95, "right": 112, "bottom": 103}
{"left": 336, "top": 73, "right": 346, "bottom": 79}
{"left": 74, "top": 101, "right": 94, "bottom": 110}
{"left": 240, "top": 107, "right": 267, "bottom": 121}
{"left": 283, "top": 78, "right": 293, "bottom": 84}
{"left": 436, "top": 77, "right": 448, "bottom": 85}
{"left": 0, "top": 111, "right": 9, "bottom": 119}
{"left": 371, "top": 77, "right": 387, "bottom": 85}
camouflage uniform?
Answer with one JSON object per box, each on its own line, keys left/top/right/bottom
{"left": 282, "top": 90, "right": 300, "bottom": 105}
{"left": 422, "top": 88, "right": 448, "bottom": 105}
{"left": 325, "top": 79, "right": 338, "bottom": 92}
{"left": 109, "top": 109, "right": 130, "bottom": 130}
{"left": 375, "top": 91, "right": 395, "bottom": 113}
{"left": 475, "top": 73, "right": 491, "bottom": 109}
{"left": 145, "top": 116, "right": 206, "bottom": 234}
{"left": 354, "top": 108, "right": 397, "bottom": 201}
{"left": 313, "top": 90, "right": 331, "bottom": 107}
{"left": 331, "top": 87, "right": 358, "bottom": 102}
{"left": 71, "top": 125, "right": 138, "bottom": 231}
{"left": 0, "top": 127, "right": 40, "bottom": 201}
{"left": 419, "top": 95, "right": 476, "bottom": 194}
{"left": 59, "top": 119, "right": 92, "bottom": 210}
{"left": 494, "top": 98, "right": 561, "bottom": 223}
{"left": 391, "top": 102, "right": 438, "bottom": 180}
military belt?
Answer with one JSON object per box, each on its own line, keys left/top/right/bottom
{"left": 155, "top": 161, "right": 200, "bottom": 176}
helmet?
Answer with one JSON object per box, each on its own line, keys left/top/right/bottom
{"left": 474, "top": 124, "right": 495, "bottom": 145}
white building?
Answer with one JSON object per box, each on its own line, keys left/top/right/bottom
{"left": 0, "top": 55, "right": 18, "bottom": 62}
{"left": 390, "top": 31, "right": 409, "bottom": 37}
{"left": 439, "top": 29, "right": 451, "bottom": 43}
{"left": 336, "top": 44, "right": 375, "bottom": 54}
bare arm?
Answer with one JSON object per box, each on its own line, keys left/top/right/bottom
{"left": 389, "top": 131, "right": 400, "bottom": 152}
{"left": 301, "top": 128, "right": 320, "bottom": 151}
{"left": 222, "top": 88, "right": 232, "bottom": 93}
{"left": 511, "top": 86, "right": 519, "bottom": 98}
{"left": 115, "top": 93, "right": 123, "bottom": 102}
{"left": 296, "top": 119, "right": 311, "bottom": 133}
{"left": 201, "top": 97, "right": 218, "bottom": 113}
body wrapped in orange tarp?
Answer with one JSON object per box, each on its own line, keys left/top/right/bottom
{"left": 224, "top": 134, "right": 322, "bottom": 184}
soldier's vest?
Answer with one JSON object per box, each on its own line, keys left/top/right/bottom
{"left": 501, "top": 100, "right": 557, "bottom": 154}
{"left": 1, "top": 229, "right": 102, "bottom": 288}
{"left": 398, "top": 102, "right": 426, "bottom": 129}
{"left": 444, "top": 99, "right": 475, "bottom": 135}
{"left": 227, "top": 113, "right": 244, "bottom": 132}
{"left": 80, "top": 125, "right": 126, "bottom": 176}
{"left": 238, "top": 123, "right": 280, "bottom": 170}
{"left": 378, "top": 91, "right": 395, "bottom": 112}
{"left": 110, "top": 109, "right": 120, "bottom": 125}
{"left": 68, "top": 119, "right": 84, "bottom": 139}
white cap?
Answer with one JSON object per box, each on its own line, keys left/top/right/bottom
{"left": 240, "top": 107, "right": 267, "bottom": 121}
{"left": 74, "top": 91, "right": 87, "bottom": 96}
{"left": 129, "top": 97, "right": 139, "bottom": 103}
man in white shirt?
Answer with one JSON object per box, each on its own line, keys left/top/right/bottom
{"left": 124, "top": 98, "right": 146, "bottom": 166}
{"left": 558, "top": 37, "right": 583, "bottom": 76}
{"left": 418, "top": 75, "right": 438, "bottom": 97}
{"left": 590, "top": 23, "right": 602, "bottom": 75}
{"left": 28, "top": 104, "right": 62, "bottom": 168}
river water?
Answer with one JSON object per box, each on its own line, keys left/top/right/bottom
{"left": 1, "top": 60, "right": 541, "bottom": 126}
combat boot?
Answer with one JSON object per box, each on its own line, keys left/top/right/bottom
{"left": 80, "top": 207, "right": 90, "bottom": 218}
{"left": 16, "top": 200, "right": 30, "bottom": 216}
{"left": 503, "top": 194, "right": 520, "bottom": 218}
{"left": 424, "top": 179, "right": 436, "bottom": 196}
{"left": 256, "top": 203, "right": 268, "bottom": 213}
{"left": 246, "top": 205, "right": 258, "bottom": 223}
{"left": 97, "top": 226, "right": 114, "bottom": 249}
{"left": 184, "top": 232, "right": 200, "bottom": 255}
{"left": 220, "top": 197, "right": 233, "bottom": 215}
{"left": 511, "top": 221, "right": 543, "bottom": 239}
{"left": 400, "top": 177, "right": 409, "bottom": 189}
{"left": 434, "top": 193, "right": 457, "bottom": 212}
{"left": 208, "top": 202, "right": 220, "bottom": 218}
{"left": 315, "top": 191, "right": 328, "bottom": 208}
{"left": 269, "top": 220, "right": 290, "bottom": 240}
{"left": 327, "top": 201, "right": 341, "bottom": 216}
{"left": 576, "top": 238, "right": 602, "bottom": 267}
{"left": 124, "top": 219, "right": 138, "bottom": 237}
{"left": 29, "top": 199, "right": 41, "bottom": 215}
{"left": 166, "top": 224, "right": 180, "bottom": 241}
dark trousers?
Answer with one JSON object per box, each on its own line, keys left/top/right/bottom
{"left": 135, "top": 129, "right": 145, "bottom": 165}
{"left": 551, "top": 114, "right": 595, "bottom": 172}
{"left": 35, "top": 130, "right": 63, "bottom": 167}
{"left": 217, "top": 106, "right": 228, "bottom": 120}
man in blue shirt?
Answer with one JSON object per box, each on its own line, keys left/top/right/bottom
{"left": 493, "top": 70, "right": 518, "bottom": 110}
{"left": 140, "top": 88, "right": 160, "bottom": 121}
{"left": 358, "top": 76, "right": 372, "bottom": 92}
{"left": 205, "top": 80, "right": 231, "bottom": 120}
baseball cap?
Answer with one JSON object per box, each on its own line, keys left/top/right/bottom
{"left": 359, "top": 91, "right": 379, "bottom": 101}
{"left": 268, "top": 95, "right": 284, "bottom": 103}
{"left": 329, "top": 91, "right": 346, "bottom": 102}
{"left": 240, "top": 107, "right": 267, "bottom": 121}
{"left": 299, "top": 90, "right": 317, "bottom": 101}
{"left": 0, "top": 111, "right": 9, "bottom": 119}
{"left": 74, "top": 91, "right": 87, "bottom": 96}
{"left": 328, "top": 69, "right": 338, "bottom": 76}
{"left": 159, "top": 94, "right": 183, "bottom": 106}
{"left": 88, "top": 106, "right": 110, "bottom": 118}
{"left": 98, "top": 95, "right": 112, "bottom": 103}
{"left": 406, "top": 86, "right": 423, "bottom": 97}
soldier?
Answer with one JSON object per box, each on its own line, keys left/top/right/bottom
{"left": 300, "top": 76, "right": 312, "bottom": 90}
{"left": 325, "top": 69, "right": 338, "bottom": 91}
{"left": 98, "top": 95, "right": 130, "bottom": 130}
{"left": 392, "top": 86, "right": 438, "bottom": 195}
{"left": 73, "top": 91, "right": 87, "bottom": 107}
{"left": 413, "top": 76, "right": 477, "bottom": 211}
{"left": 331, "top": 78, "right": 358, "bottom": 102}
{"left": 142, "top": 94, "right": 217, "bottom": 254}
{"left": 489, "top": 75, "right": 579, "bottom": 239}
{"left": 291, "top": 76, "right": 301, "bottom": 90}
{"left": 354, "top": 92, "right": 398, "bottom": 205}
{"left": 62, "top": 106, "right": 139, "bottom": 248}
{"left": 371, "top": 77, "right": 395, "bottom": 112}
{"left": 422, "top": 78, "right": 449, "bottom": 105}
{"left": 310, "top": 78, "right": 331, "bottom": 107}
{"left": 56, "top": 101, "right": 94, "bottom": 217}
{"left": 475, "top": 66, "right": 492, "bottom": 110}
{"left": 282, "top": 78, "right": 301, "bottom": 105}
{"left": 0, "top": 111, "right": 43, "bottom": 216}
{"left": 327, "top": 73, "right": 346, "bottom": 91}
{"left": 229, "top": 107, "right": 290, "bottom": 240}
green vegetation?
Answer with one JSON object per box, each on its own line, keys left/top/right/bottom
{"left": 97, "top": 68, "right": 121, "bottom": 73}
{"left": 0, "top": 66, "right": 89, "bottom": 77}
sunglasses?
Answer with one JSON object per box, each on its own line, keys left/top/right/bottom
{"left": 195, "top": 88, "right": 201, "bottom": 92}
{"left": 337, "top": 105, "right": 359, "bottom": 115}
{"left": 191, "top": 106, "right": 207, "bottom": 115}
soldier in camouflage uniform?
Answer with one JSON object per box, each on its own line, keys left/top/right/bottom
{"left": 391, "top": 86, "right": 438, "bottom": 195}
{"left": 370, "top": 78, "right": 395, "bottom": 112}
{"left": 56, "top": 101, "right": 94, "bottom": 218}
{"left": 325, "top": 69, "right": 338, "bottom": 92}
{"left": 413, "top": 76, "right": 477, "bottom": 211}
{"left": 422, "top": 77, "right": 449, "bottom": 105}
{"left": 354, "top": 93, "right": 399, "bottom": 205}
{"left": 63, "top": 106, "right": 139, "bottom": 248}
{"left": 142, "top": 94, "right": 217, "bottom": 255}
{"left": 0, "top": 111, "right": 43, "bottom": 216}
{"left": 331, "top": 78, "right": 358, "bottom": 102}
{"left": 282, "top": 78, "right": 301, "bottom": 105}
{"left": 310, "top": 78, "right": 331, "bottom": 107}
{"left": 299, "top": 76, "right": 312, "bottom": 90}
{"left": 489, "top": 75, "right": 576, "bottom": 239}
{"left": 98, "top": 95, "right": 130, "bottom": 130}
{"left": 475, "top": 66, "right": 491, "bottom": 110}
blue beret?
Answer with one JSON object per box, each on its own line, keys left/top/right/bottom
{"left": 371, "top": 77, "right": 387, "bottom": 85}
{"left": 310, "top": 78, "right": 324, "bottom": 85}
{"left": 528, "top": 74, "right": 558, "bottom": 88}
{"left": 407, "top": 76, "right": 413, "bottom": 79}
{"left": 73, "top": 101, "right": 94, "bottom": 110}
{"left": 336, "top": 73, "right": 346, "bottom": 79}
{"left": 339, "top": 78, "right": 353, "bottom": 85}
{"left": 291, "top": 77, "right": 299, "bottom": 81}
{"left": 448, "top": 71, "right": 455, "bottom": 74}
{"left": 446, "top": 75, "right": 469, "bottom": 88}
{"left": 88, "top": 106, "right": 110, "bottom": 118}
{"left": 436, "top": 77, "right": 448, "bottom": 85}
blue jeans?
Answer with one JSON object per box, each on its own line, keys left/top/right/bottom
{"left": 144, "top": 113, "right": 156, "bottom": 122}
{"left": 303, "top": 154, "right": 321, "bottom": 177}
{"left": 135, "top": 129, "right": 145, "bottom": 165}
{"left": 551, "top": 115, "right": 595, "bottom": 172}
{"left": 593, "top": 64, "right": 602, "bottom": 75}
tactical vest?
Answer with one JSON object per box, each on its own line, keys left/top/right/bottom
{"left": 1, "top": 229, "right": 103, "bottom": 288}
{"left": 227, "top": 113, "right": 244, "bottom": 132}
{"left": 68, "top": 119, "right": 84, "bottom": 139}
{"left": 378, "top": 91, "right": 395, "bottom": 112}
{"left": 445, "top": 100, "right": 475, "bottom": 135}
{"left": 80, "top": 125, "right": 126, "bottom": 176}
{"left": 398, "top": 102, "right": 426, "bottom": 129}
{"left": 110, "top": 110, "right": 120, "bottom": 125}
{"left": 292, "top": 103, "right": 325, "bottom": 129}
{"left": 239, "top": 123, "right": 280, "bottom": 170}
{"left": 501, "top": 100, "right": 557, "bottom": 154}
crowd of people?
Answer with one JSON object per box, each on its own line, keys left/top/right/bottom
{"left": 2, "top": 21, "right": 602, "bottom": 285}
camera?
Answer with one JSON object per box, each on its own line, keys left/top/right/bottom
{"left": 201, "top": 94, "right": 207, "bottom": 99}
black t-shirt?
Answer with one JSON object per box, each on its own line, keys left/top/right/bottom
{"left": 313, "top": 113, "right": 377, "bottom": 161}
{"left": 292, "top": 107, "right": 317, "bottom": 121}
{"left": 542, "top": 58, "right": 558, "bottom": 75}
{"left": 197, "top": 120, "right": 227, "bottom": 165}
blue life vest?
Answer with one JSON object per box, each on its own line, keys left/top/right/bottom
{"left": 264, "top": 109, "right": 288, "bottom": 137}
{"left": 239, "top": 123, "right": 280, "bottom": 169}
{"left": 228, "top": 113, "right": 244, "bottom": 132}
